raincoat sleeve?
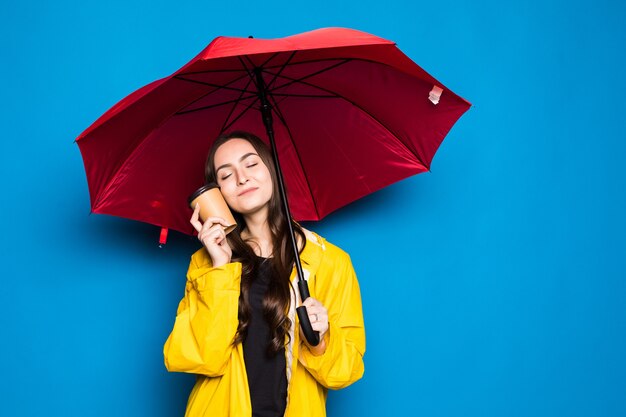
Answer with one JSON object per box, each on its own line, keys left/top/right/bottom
{"left": 298, "top": 249, "right": 366, "bottom": 389}
{"left": 163, "top": 251, "right": 242, "bottom": 377}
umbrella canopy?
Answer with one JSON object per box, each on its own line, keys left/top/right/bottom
{"left": 76, "top": 27, "right": 470, "bottom": 236}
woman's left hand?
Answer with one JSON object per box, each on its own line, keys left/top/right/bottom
{"left": 300, "top": 297, "right": 329, "bottom": 355}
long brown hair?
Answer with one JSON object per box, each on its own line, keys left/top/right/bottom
{"left": 205, "top": 131, "right": 306, "bottom": 356}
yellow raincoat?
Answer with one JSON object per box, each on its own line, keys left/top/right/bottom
{"left": 163, "top": 230, "right": 365, "bottom": 417}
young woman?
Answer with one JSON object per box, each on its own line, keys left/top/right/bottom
{"left": 164, "top": 131, "right": 365, "bottom": 417}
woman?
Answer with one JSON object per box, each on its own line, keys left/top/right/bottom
{"left": 163, "top": 131, "right": 365, "bottom": 417}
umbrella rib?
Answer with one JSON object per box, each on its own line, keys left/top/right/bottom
{"left": 219, "top": 76, "right": 256, "bottom": 133}
{"left": 240, "top": 54, "right": 289, "bottom": 96}
{"left": 264, "top": 70, "right": 428, "bottom": 169}
{"left": 237, "top": 52, "right": 280, "bottom": 83}
{"left": 174, "top": 74, "right": 251, "bottom": 94}
{"left": 265, "top": 51, "right": 297, "bottom": 91}
{"left": 175, "top": 94, "right": 258, "bottom": 115}
{"left": 261, "top": 58, "right": 351, "bottom": 73}
{"left": 237, "top": 56, "right": 257, "bottom": 85}
{"left": 174, "top": 72, "right": 256, "bottom": 114}
{"left": 240, "top": 52, "right": 296, "bottom": 94}
{"left": 244, "top": 52, "right": 281, "bottom": 72}
{"left": 270, "top": 93, "right": 336, "bottom": 98}
{"left": 226, "top": 56, "right": 267, "bottom": 123}
{"left": 177, "top": 67, "right": 250, "bottom": 76}
{"left": 266, "top": 92, "right": 321, "bottom": 220}
{"left": 267, "top": 59, "right": 351, "bottom": 93}
{"left": 218, "top": 56, "right": 274, "bottom": 132}
{"left": 220, "top": 96, "right": 261, "bottom": 133}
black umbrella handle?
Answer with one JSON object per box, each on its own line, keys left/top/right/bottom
{"left": 296, "top": 280, "right": 320, "bottom": 346}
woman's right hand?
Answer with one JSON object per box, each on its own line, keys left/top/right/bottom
{"left": 190, "top": 204, "right": 232, "bottom": 267}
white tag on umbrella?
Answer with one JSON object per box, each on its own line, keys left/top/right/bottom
{"left": 429, "top": 85, "right": 443, "bottom": 105}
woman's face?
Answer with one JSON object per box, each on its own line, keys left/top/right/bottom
{"left": 213, "top": 138, "right": 273, "bottom": 216}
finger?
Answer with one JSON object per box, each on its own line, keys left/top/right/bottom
{"left": 203, "top": 224, "right": 228, "bottom": 241}
{"left": 304, "top": 299, "right": 326, "bottom": 312}
{"left": 190, "top": 205, "right": 203, "bottom": 233}
{"left": 306, "top": 306, "right": 325, "bottom": 317}
{"left": 311, "top": 321, "right": 328, "bottom": 332}
{"left": 201, "top": 227, "right": 225, "bottom": 244}
{"left": 302, "top": 297, "right": 320, "bottom": 308}
{"left": 216, "top": 230, "right": 228, "bottom": 245}
{"left": 202, "top": 216, "right": 229, "bottom": 227}
{"left": 311, "top": 312, "right": 328, "bottom": 324}
{"left": 213, "top": 227, "right": 227, "bottom": 242}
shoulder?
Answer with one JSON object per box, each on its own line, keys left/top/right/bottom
{"left": 301, "top": 229, "right": 359, "bottom": 299}
{"left": 301, "top": 227, "right": 352, "bottom": 267}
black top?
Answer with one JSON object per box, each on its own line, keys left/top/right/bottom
{"left": 242, "top": 256, "right": 288, "bottom": 417}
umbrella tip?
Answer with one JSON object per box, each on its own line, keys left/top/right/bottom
{"left": 248, "top": 35, "right": 253, "bottom": 38}
{"left": 159, "top": 227, "right": 169, "bottom": 246}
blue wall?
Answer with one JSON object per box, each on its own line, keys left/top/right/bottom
{"left": 2, "top": 1, "right": 625, "bottom": 416}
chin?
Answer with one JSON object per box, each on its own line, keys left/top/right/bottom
{"left": 237, "top": 201, "right": 270, "bottom": 216}
{"left": 236, "top": 194, "right": 272, "bottom": 214}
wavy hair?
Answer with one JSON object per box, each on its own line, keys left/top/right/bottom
{"left": 204, "top": 130, "right": 306, "bottom": 356}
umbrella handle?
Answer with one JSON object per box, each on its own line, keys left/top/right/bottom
{"left": 297, "top": 306, "right": 320, "bottom": 347}
{"left": 296, "top": 280, "right": 320, "bottom": 346}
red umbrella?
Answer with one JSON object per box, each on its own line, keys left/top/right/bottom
{"left": 76, "top": 27, "right": 470, "bottom": 344}
{"left": 77, "top": 27, "right": 470, "bottom": 238}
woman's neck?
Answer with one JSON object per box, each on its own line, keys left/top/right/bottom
{"left": 242, "top": 210, "right": 273, "bottom": 256}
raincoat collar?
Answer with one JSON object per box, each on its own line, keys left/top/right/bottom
{"left": 290, "top": 229, "right": 326, "bottom": 282}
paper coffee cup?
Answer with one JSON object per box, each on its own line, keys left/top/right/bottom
{"left": 188, "top": 183, "right": 237, "bottom": 235}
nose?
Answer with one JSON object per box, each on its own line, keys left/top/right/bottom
{"left": 236, "top": 169, "right": 249, "bottom": 185}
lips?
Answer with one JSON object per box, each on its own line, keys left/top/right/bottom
{"left": 238, "top": 187, "right": 258, "bottom": 196}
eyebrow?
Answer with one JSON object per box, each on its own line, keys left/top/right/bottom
{"left": 215, "top": 152, "right": 258, "bottom": 174}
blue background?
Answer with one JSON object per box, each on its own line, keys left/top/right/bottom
{"left": 2, "top": 0, "right": 625, "bottom": 416}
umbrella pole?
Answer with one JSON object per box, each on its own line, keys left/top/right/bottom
{"left": 254, "top": 68, "right": 320, "bottom": 347}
